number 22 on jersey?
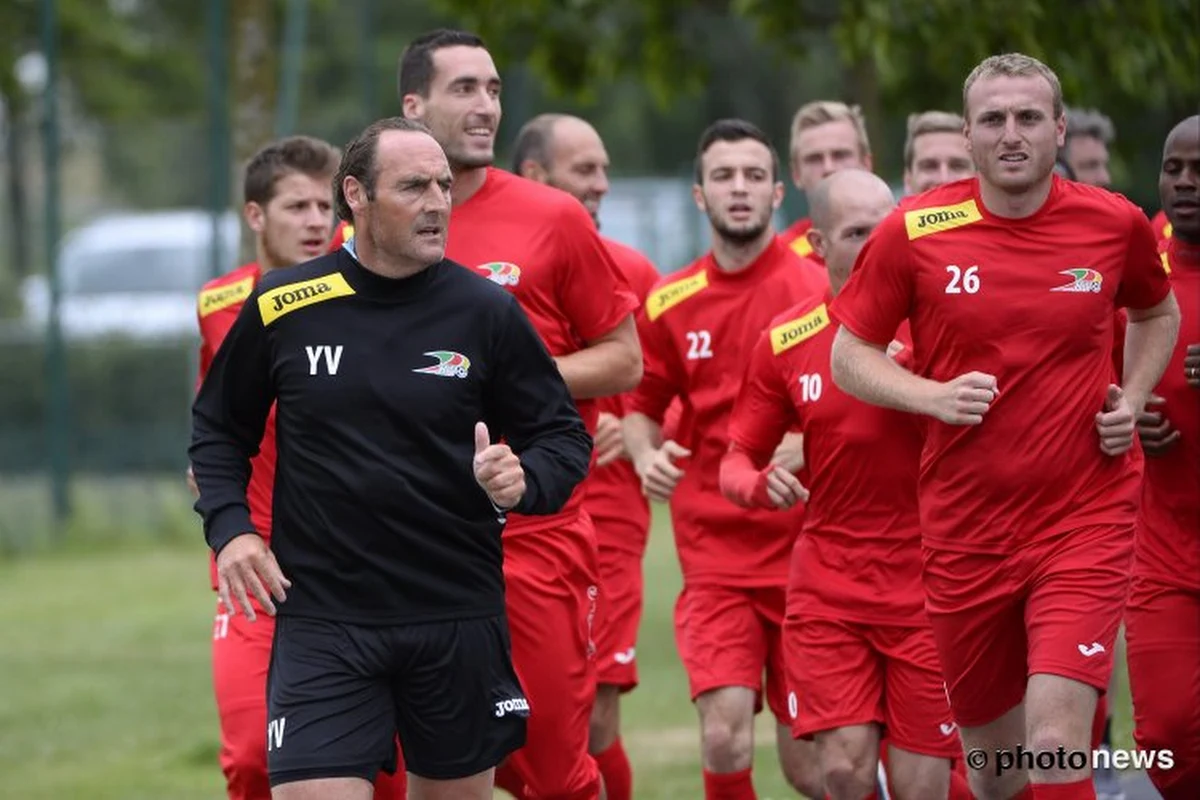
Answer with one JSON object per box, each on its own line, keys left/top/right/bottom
{"left": 685, "top": 330, "right": 714, "bottom": 360}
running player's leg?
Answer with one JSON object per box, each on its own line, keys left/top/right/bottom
{"left": 1024, "top": 525, "right": 1134, "bottom": 797}
{"left": 677, "top": 584, "right": 770, "bottom": 799}
{"left": 393, "top": 615, "right": 528, "bottom": 800}
{"left": 923, "top": 547, "right": 1031, "bottom": 800}
{"left": 502, "top": 521, "right": 603, "bottom": 800}
{"left": 589, "top": 537, "right": 642, "bottom": 800}
{"left": 1125, "top": 577, "right": 1200, "bottom": 799}
{"left": 267, "top": 617, "right": 399, "bottom": 800}
{"left": 877, "top": 623, "right": 960, "bottom": 800}
{"left": 787, "top": 616, "right": 884, "bottom": 800}
{"left": 213, "top": 597, "right": 274, "bottom": 800}
{"left": 765, "top": 590, "right": 822, "bottom": 799}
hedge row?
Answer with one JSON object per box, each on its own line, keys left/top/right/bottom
{"left": 0, "top": 337, "right": 198, "bottom": 472}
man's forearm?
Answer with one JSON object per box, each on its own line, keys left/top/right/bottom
{"left": 622, "top": 411, "right": 662, "bottom": 466}
{"left": 555, "top": 338, "right": 642, "bottom": 399}
{"left": 830, "top": 327, "right": 938, "bottom": 416}
{"left": 1123, "top": 303, "right": 1182, "bottom": 410}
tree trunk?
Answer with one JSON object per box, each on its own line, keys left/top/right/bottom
{"left": 231, "top": 0, "right": 276, "bottom": 263}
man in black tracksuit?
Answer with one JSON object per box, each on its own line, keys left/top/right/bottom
{"left": 190, "top": 116, "right": 593, "bottom": 799}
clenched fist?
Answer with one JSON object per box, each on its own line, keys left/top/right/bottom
{"left": 473, "top": 421, "right": 526, "bottom": 510}
{"left": 927, "top": 371, "right": 1000, "bottom": 425}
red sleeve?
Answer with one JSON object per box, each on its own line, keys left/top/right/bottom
{"left": 626, "top": 306, "right": 683, "bottom": 423}
{"left": 719, "top": 449, "right": 777, "bottom": 510}
{"left": 1116, "top": 204, "right": 1173, "bottom": 311}
{"left": 719, "top": 332, "right": 798, "bottom": 509}
{"left": 726, "top": 331, "right": 798, "bottom": 463}
{"left": 556, "top": 201, "right": 639, "bottom": 341}
{"left": 829, "top": 212, "right": 914, "bottom": 346}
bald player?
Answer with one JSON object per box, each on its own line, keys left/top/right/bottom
{"left": 903, "top": 111, "right": 974, "bottom": 195}
{"left": 781, "top": 101, "right": 874, "bottom": 264}
{"left": 513, "top": 113, "right": 660, "bottom": 800}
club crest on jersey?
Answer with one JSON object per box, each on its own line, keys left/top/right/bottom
{"left": 771, "top": 304, "right": 830, "bottom": 355}
{"left": 413, "top": 350, "right": 471, "bottom": 379}
{"left": 1050, "top": 268, "right": 1103, "bottom": 293}
{"left": 904, "top": 199, "right": 982, "bottom": 240}
{"left": 478, "top": 262, "right": 521, "bottom": 287}
{"left": 198, "top": 276, "right": 254, "bottom": 317}
{"left": 258, "top": 273, "right": 356, "bottom": 325}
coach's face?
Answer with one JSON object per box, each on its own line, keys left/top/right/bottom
{"left": 353, "top": 130, "right": 451, "bottom": 267}
{"left": 403, "top": 45, "right": 501, "bottom": 171}
{"left": 694, "top": 138, "right": 783, "bottom": 246}
{"left": 965, "top": 74, "right": 1065, "bottom": 194}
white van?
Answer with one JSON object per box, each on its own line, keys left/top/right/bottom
{"left": 20, "top": 209, "right": 240, "bottom": 341}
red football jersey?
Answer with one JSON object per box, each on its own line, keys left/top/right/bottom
{"left": 627, "top": 236, "right": 828, "bottom": 586}
{"left": 1149, "top": 209, "right": 1173, "bottom": 243}
{"left": 1136, "top": 238, "right": 1200, "bottom": 590}
{"left": 727, "top": 295, "right": 925, "bottom": 624}
{"left": 328, "top": 220, "right": 354, "bottom": 253}
{"left": 831, "top": 175, "right": 1172, "bottom": 553}
{"left": 195, "top": 262, "right": 277, "bottom": 588}
{"left": 581, "top": 236, "right": 662, "bottom": 555}
{"left": 779, "top": 216, "right": 825, "bottom": 267}
{"left": 445, "top": 168, "right": 639, "bottom": 536}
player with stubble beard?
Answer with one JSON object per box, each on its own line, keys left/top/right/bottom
{"left": 399, "top": 30, "right": 643, "bottom": 800}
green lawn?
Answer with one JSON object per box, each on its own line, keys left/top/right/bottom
{"left": 0, "top": 479, "right": 1134, "bottom": 799}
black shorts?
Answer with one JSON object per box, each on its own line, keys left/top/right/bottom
{"left": 265, "top": 613, "right": 528, "bottom": 785}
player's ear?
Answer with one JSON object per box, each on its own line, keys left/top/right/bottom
{"left": 343, "top": 176, "right": 368, "bottom": 215}
{"left": 807, "top": 229, "right": 826, "bottom": 260}
{"left": 520, "top": 159, "right": 548, "bottom": 184}
{"left": 771, "top": 180, "right": 785, "bottom": 210}
{"left": 244, "top": 201, "right": 266, "bottom": 234}
{"left": 902, "top": 169, "right": 915, "bottom": 196}
{"left": 691, "top": 181, "right": 707, "bottom": 214}
{"left": 401, "top": 93, "right": 423, "bottom": 121}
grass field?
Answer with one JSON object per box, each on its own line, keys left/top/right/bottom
{"left": 0, "top": 477, "right": 1135, "bottom": 799}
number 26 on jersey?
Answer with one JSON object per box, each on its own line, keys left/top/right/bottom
{"left": 945, "top": 264, "right": 980, "bottom": 294}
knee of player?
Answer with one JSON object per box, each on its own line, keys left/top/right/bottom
{"left": 700, "top": 714, "right": 753, "bottom": 766}
{"left": 887, "top": 760, "right": 951, "bottom": 800}
{"left": 820, "top": 747, "right": 875, "bottom": 798}
{"left": 1026, "top": 722, "right": 1084, "bottom": 759}
{"left": 781, "top": 753, "right": 824, "bottom": 799}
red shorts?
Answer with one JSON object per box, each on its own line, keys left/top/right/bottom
{"left": 1125, "top": 577, "right": 1200, "bottom": 799}
{"left": 783, "top": 616, "right": 961, "bottom": 758}
{"left": 212, "top": 596, "right": 274, "bottom": 800}
{"left": 211, "top": 597, "right": 407, "bottom": 800}
{"left": 594, "top": 538, "right": 643, "bottom": 692}
{"left": 503, "top": 517, "right": 602, "bottom": 799}
{"left": 674, "top": 584, "right": 790, "bottom": 725}
{"left": 923, "top": 524, "right": 1134, "bottom": 728}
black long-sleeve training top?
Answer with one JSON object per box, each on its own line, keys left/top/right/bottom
{"left": 190, "top": 248, "right": 593, "bottom": 625}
